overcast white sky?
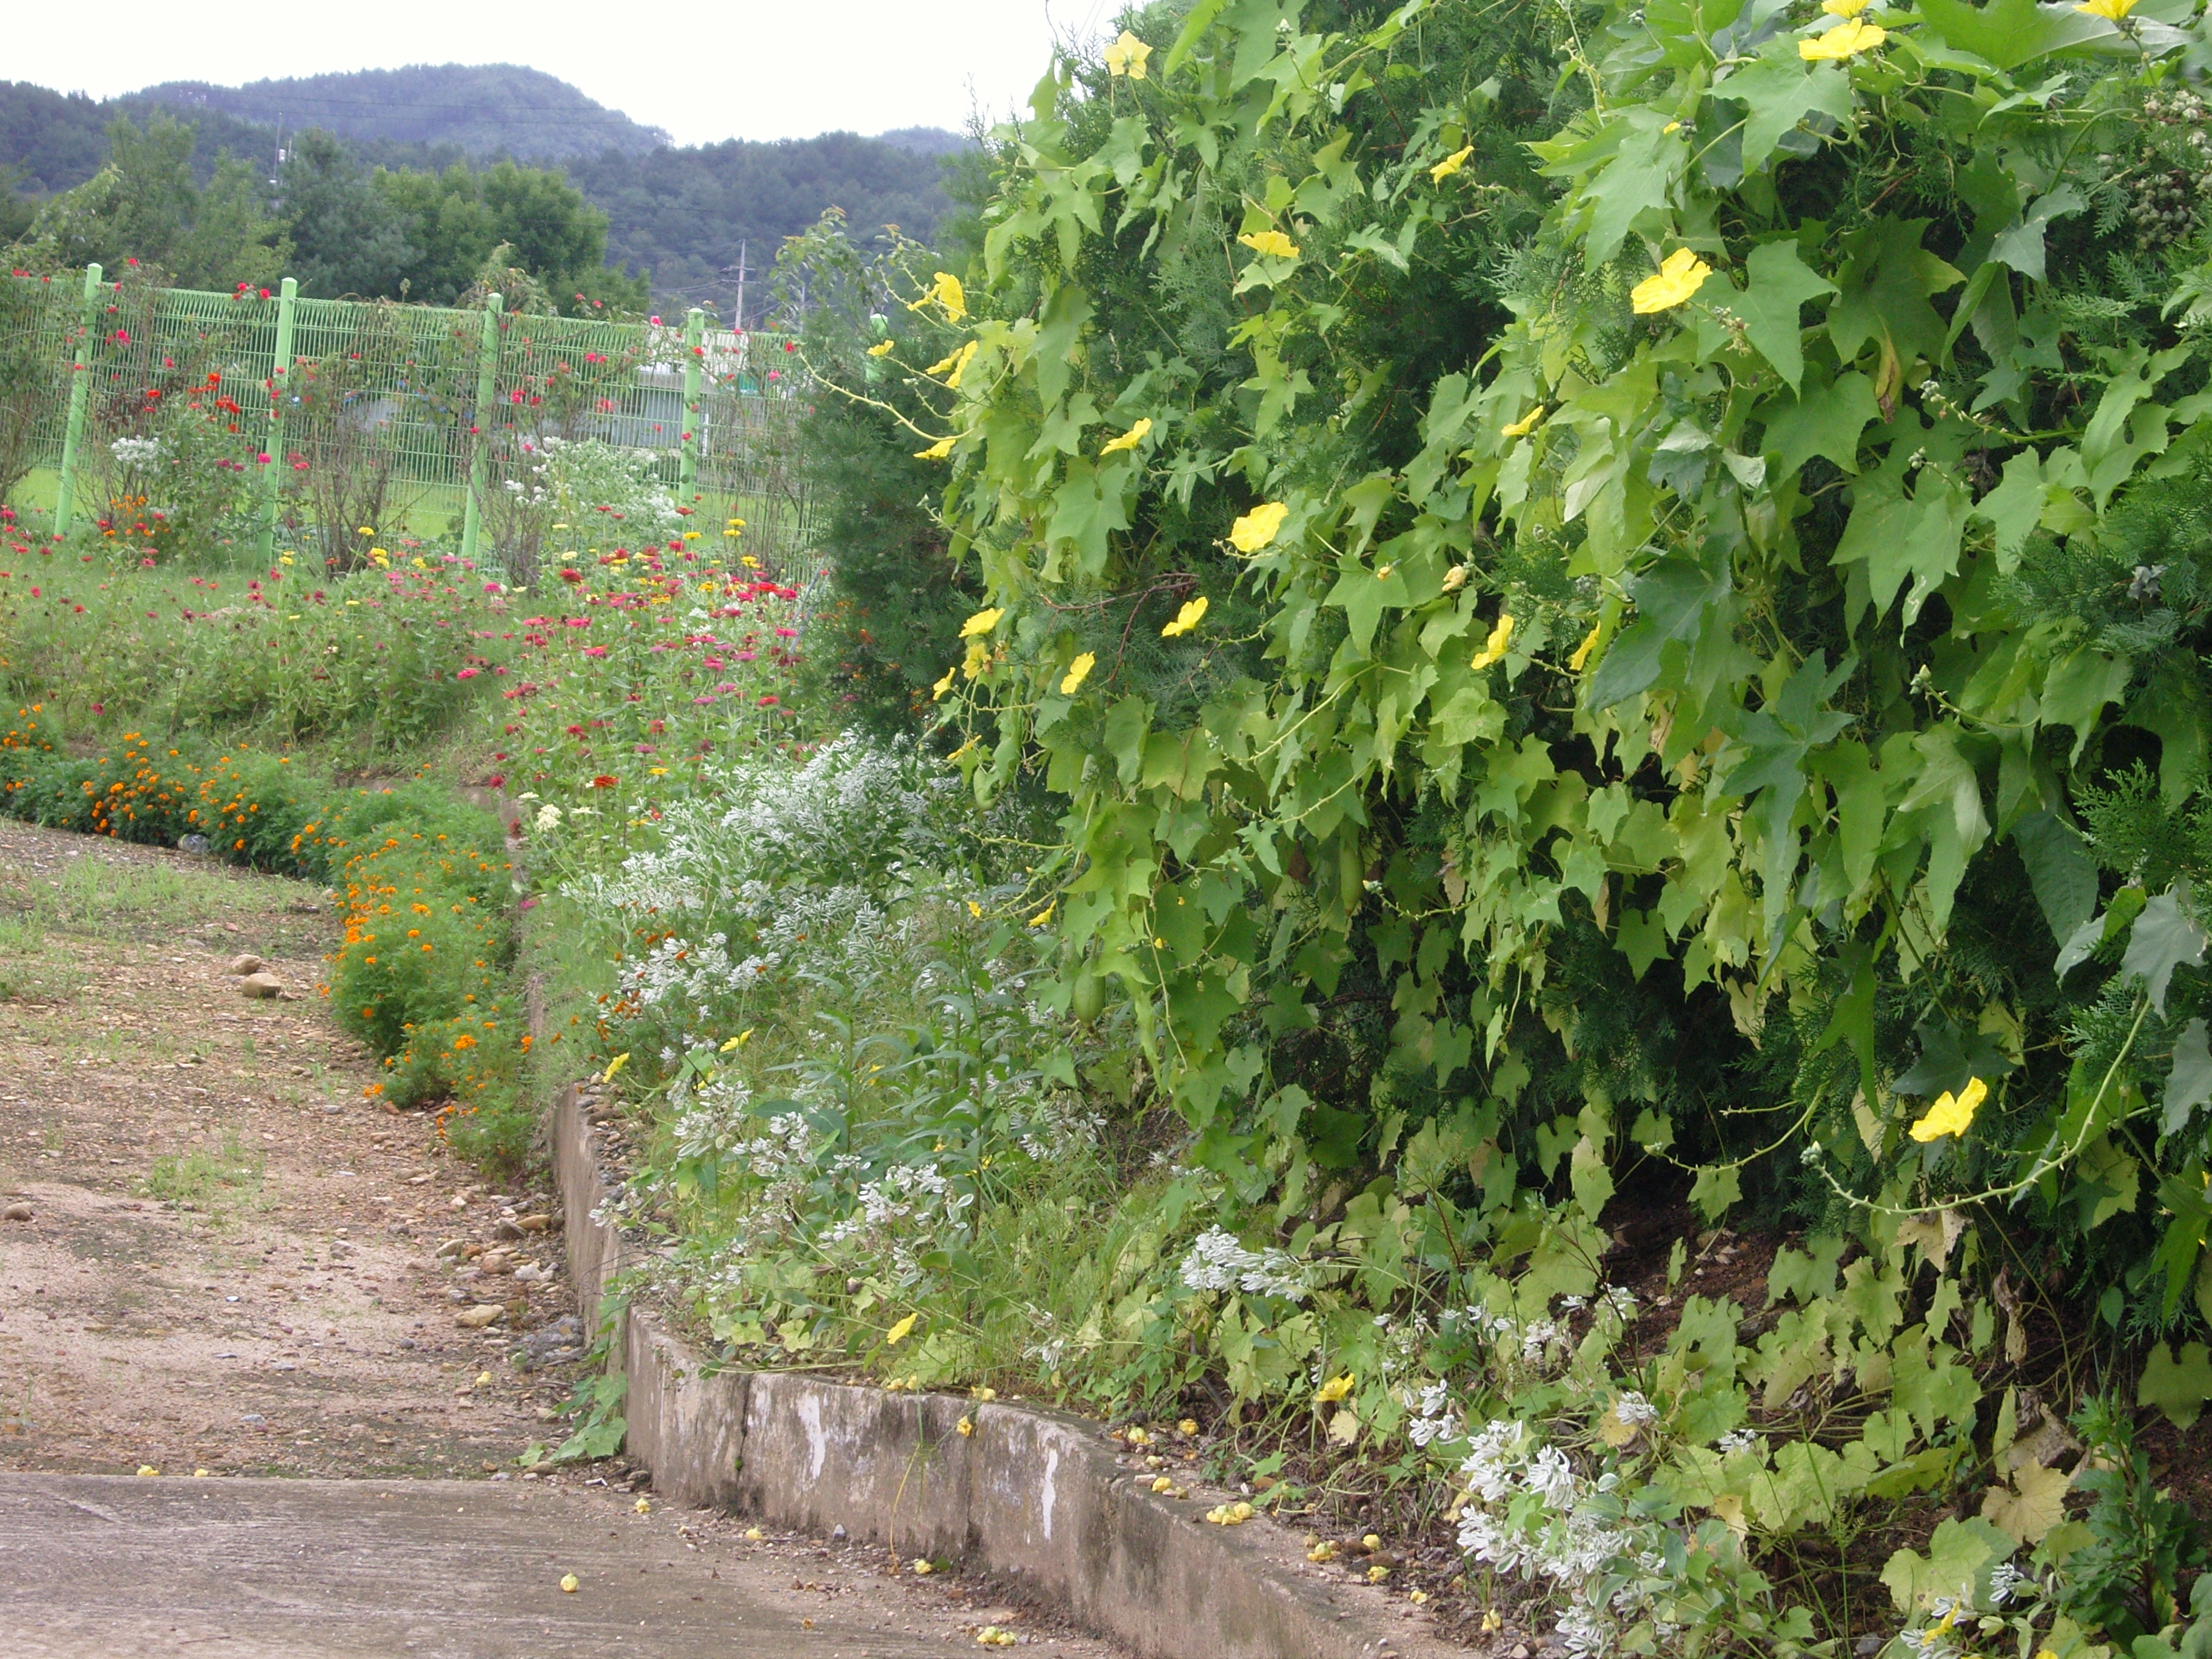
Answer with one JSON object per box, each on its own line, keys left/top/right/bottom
{"left": 7, "top": 0, "right": 1115, "bottom": 145}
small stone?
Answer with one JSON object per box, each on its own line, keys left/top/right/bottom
{"left": 494, "top": 1219, "right": 526, "bottom": 1241}
{"left": 238, "top": 973, "right": 283, "bottom": 1000}
{"left": 2, "top": 1202, "right": 32, "bottom": 1222}
{"left": 455, "top": 1304, "right": 504, "bottom": 1329}
{"left": 517, "top": 1213, "right": 554, "bottom": 1232}
{"left": 226, "top": 954, "right": 265, "bottom": 976}
{"left": 178, "top": 834, "right": 210, "bottom": 855}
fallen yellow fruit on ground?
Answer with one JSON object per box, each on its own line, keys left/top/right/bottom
{"left": 559, "top": 1574, "right": 579, "bottom": 1594}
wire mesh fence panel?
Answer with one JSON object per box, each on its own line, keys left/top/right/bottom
{"left": 0, "top": 275, "right": 79, "bottom": 504}
{"left": 0, "top": 271, "right": 814, "bottom": 578}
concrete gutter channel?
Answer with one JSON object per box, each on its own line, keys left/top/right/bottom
{"left": 548, "top": 1080, "right": 1455, "bottom": 1659}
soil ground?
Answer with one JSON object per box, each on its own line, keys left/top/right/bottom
{"left": 0, "top": 820, "right": 1122, "bottom": 1657}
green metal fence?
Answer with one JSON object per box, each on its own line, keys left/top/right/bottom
{"left": 0, "top": 266, "right": 813, "bottom": 577}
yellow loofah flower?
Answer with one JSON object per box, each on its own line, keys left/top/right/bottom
{"left": 1570, "top": 623, "right": 1604, "bottom": 672}
{"left": 1430, "top": 145, "right": 1474, "bottom": 183}
{"left": 1238, "top": 229, "right": 1301, "bottom": 259}
{"left": 1059, "top": 652, "right": 1096, "bottom": 694}
{"left": 1800, "top": 18, "right": 1887, "bottom": 57}
{"left": 1100, "top": 417, "right": 1152, "bottom": 455}
{"left": 1229, "top": 501, "right": 1290, "bottom": 552}
{"left": 1471, "top": 614, "right": 1516, "bottom": 669}
{"left": 1631, "top": 249, "right": 1713, "bottom": 314}
{"left": 1909, "top": 1076, "right": 1986, "bottom": 1142}
{"left": 1161, "top": 596, "right": 1209, "bottom": 637}
{"left": 1104, "top": 30, "right": 1153, "bottom": 78}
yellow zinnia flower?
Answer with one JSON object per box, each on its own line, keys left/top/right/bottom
{"left": 1800, "top": 17, "right": 1887, "bottom": 57}
{"left": 1238, "top": 229, "right": 1301, "bottom": 260}
{"left": 1162, "top": 595, "right": 1209, "bottom": 637}
{"left": 1430, "top": 145, "right": 1474, "bottom": 183}
{"left": 959, "top": 607, "right": 1004, "bottom": 638}
{"left": 1631, "top": 248, "right": 1713, "bottom": 315}
{"left": 1229, "top": 501, "right": 1290, "bottom": 552}
{"left": 1909, "top": 1076, "right": 1987, "bottom": 1142}
{"left": 1502, "top": 404, "right": 1547, "bottom": 438}
{"left": 1101, "top": 417, "right": 1153, "bottom": 455}
{"left": 1471, "top": 614, "right": 1516, "bottom": 669}
{"left": 1104, "top": 30, "right": 1153, "bottom": 78}
{"left": 1060, "top": 652, "right": 1096, "bottom": 694}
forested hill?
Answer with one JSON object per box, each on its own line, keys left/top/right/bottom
{"left": 0, "top": 81, "right": 280, "bottom": 195}
{"left": 136, "top": 65, "right": 671, "bottom": 162}
{"left": 570, "top": 134, "right": 960, "bottom": 317}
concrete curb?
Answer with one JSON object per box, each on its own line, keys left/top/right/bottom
{"left": 548, "top": 1081, "right": 1452, "bottom": 1659}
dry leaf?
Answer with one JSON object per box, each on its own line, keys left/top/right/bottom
{"left": 1982, "top": 1460, "right": 2071, "bottom": 1544}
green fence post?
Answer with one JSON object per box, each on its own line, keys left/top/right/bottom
{"left": 52, "top": 263, "right": 102, "bottom": 538}
{"left": 680, "top": 307, "right": 704, "bottom": 504}
{"left": 255, "top": 276, "right": 298, "bottom": 564}
{"left": 461, "top": 292, "right": 503, "bottom": 566}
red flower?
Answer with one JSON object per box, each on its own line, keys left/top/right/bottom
{"left": 590, "top": 774, "right": 618, "bottom": 789}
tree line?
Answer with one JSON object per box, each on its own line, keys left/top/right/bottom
{"left": 6, "top": 112, "right": 646, "bottom": 314}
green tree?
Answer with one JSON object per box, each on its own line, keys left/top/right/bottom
{"left": 172, "top": 155, "right": 289, "bottom": 290}
{"left": 375, "top": 158, "right": 647, "bottom": 313}
{"left": 375, "top": 163, "right": 496, "bottom": 303}
{"left": 16, "top": 113, "right": 286, "bottom": 287}
{"left": 782, "top": 213, "right": 985, "bottom": 733}
{"left": 280, "top": 128, "right": 413, "bottom": 298}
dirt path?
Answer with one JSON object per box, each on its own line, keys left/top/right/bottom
{"left": 0, "top": 819, "right": 565, "bottom": 1479}
{"left": 0, "top": 821, "right": 1123, "bottom": 1657}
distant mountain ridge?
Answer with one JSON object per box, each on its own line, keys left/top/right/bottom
{"left": 0, "top": 69, "right": 968, "bottom": 317}
{"left": 136, "top": 64, "right": 672, "bottom": 163}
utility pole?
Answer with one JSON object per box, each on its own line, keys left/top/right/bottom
{"left": 734, "top": 240, "right": 747, "bottom": 333}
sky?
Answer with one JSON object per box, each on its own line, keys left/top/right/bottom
{"left": 5, "top": 0, "right": 1116, "bottom": 146}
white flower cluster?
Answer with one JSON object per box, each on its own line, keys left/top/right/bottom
{"left": 1455, "top": 1420, "right": 1674, "bottom": 1659}
{"left": 542, "top": 437, "right": 685, "bottom": 546}
{"left": 1407, "top": 1379, "right": 1464, "bottom": 1448}
{"left": 823, "top": 1161, "right": 976, "bottom": 1272}
{"left": 1176, "top": 1226, "right": 1312, "bottom": 1301}
{"left": 110, "top": 435, "right": 163, "bottom": 466}
{"left": 1612, "top": 1390, "right": 1658, "bottom": 1427}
